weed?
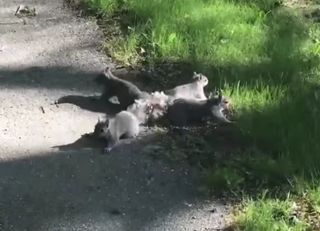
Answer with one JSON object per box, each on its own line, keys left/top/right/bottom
{"left": 235, "top": 195, "right": 308, "bottom": 231}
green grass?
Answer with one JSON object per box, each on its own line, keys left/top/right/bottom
{"left": 78, "top": 0, "right": 320, "bottom": 229}
{"left": 307, "top": 187, "right": 320, "bottom": 213}
{"left": 235, "top": 195, "right": 308, "bottom": 231}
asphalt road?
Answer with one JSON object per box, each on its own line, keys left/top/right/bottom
{"left": 0, "top": 1, "right": 229, "bottom": 230}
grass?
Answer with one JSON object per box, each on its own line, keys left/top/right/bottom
{"left": 77, "top": 0, "right": 320, "bottom": 229}
{"left": 234, "top": 195, "right": 308, "bottom": 231}
{"left": 307, "top": 186, "right": 320, "bottom": 213}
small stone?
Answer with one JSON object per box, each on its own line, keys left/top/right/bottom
{"left": 184, "top": 202, "right": 193, "bottom": 207}
{"left": 109, "top": 209, "right": 122, "bottom": 215}
{"left": 210, "top": 208, "right": 217, "bottom": 213}
{"left": 39, "top": 106, "right": 45, "bottom": 114}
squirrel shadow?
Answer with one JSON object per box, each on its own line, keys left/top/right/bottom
{"left": 53, "top": 126, "right": 164, "bottom": 154}
{"left": 52, "top": 133, "right": 106, "bottom": 153}
{"left": 55, "top": 95, "right": 122, "bottom": 115}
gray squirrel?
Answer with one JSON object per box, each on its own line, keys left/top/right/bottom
{"left": 94, "top": 111, "right": 140, "bottom": 153}
{"left": 166, "top": 90, "right": 231, "bottom": 127}
{"left": 164, "top": 72, "right": 209, "bottom": 101}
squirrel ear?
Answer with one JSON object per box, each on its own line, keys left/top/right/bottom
{"left": 193, "top": 72, "right": 198, "bottom": 78}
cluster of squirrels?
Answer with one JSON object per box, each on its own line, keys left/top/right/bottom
{"left": 92, "top": 67, "right": 231, "bottom": 153}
